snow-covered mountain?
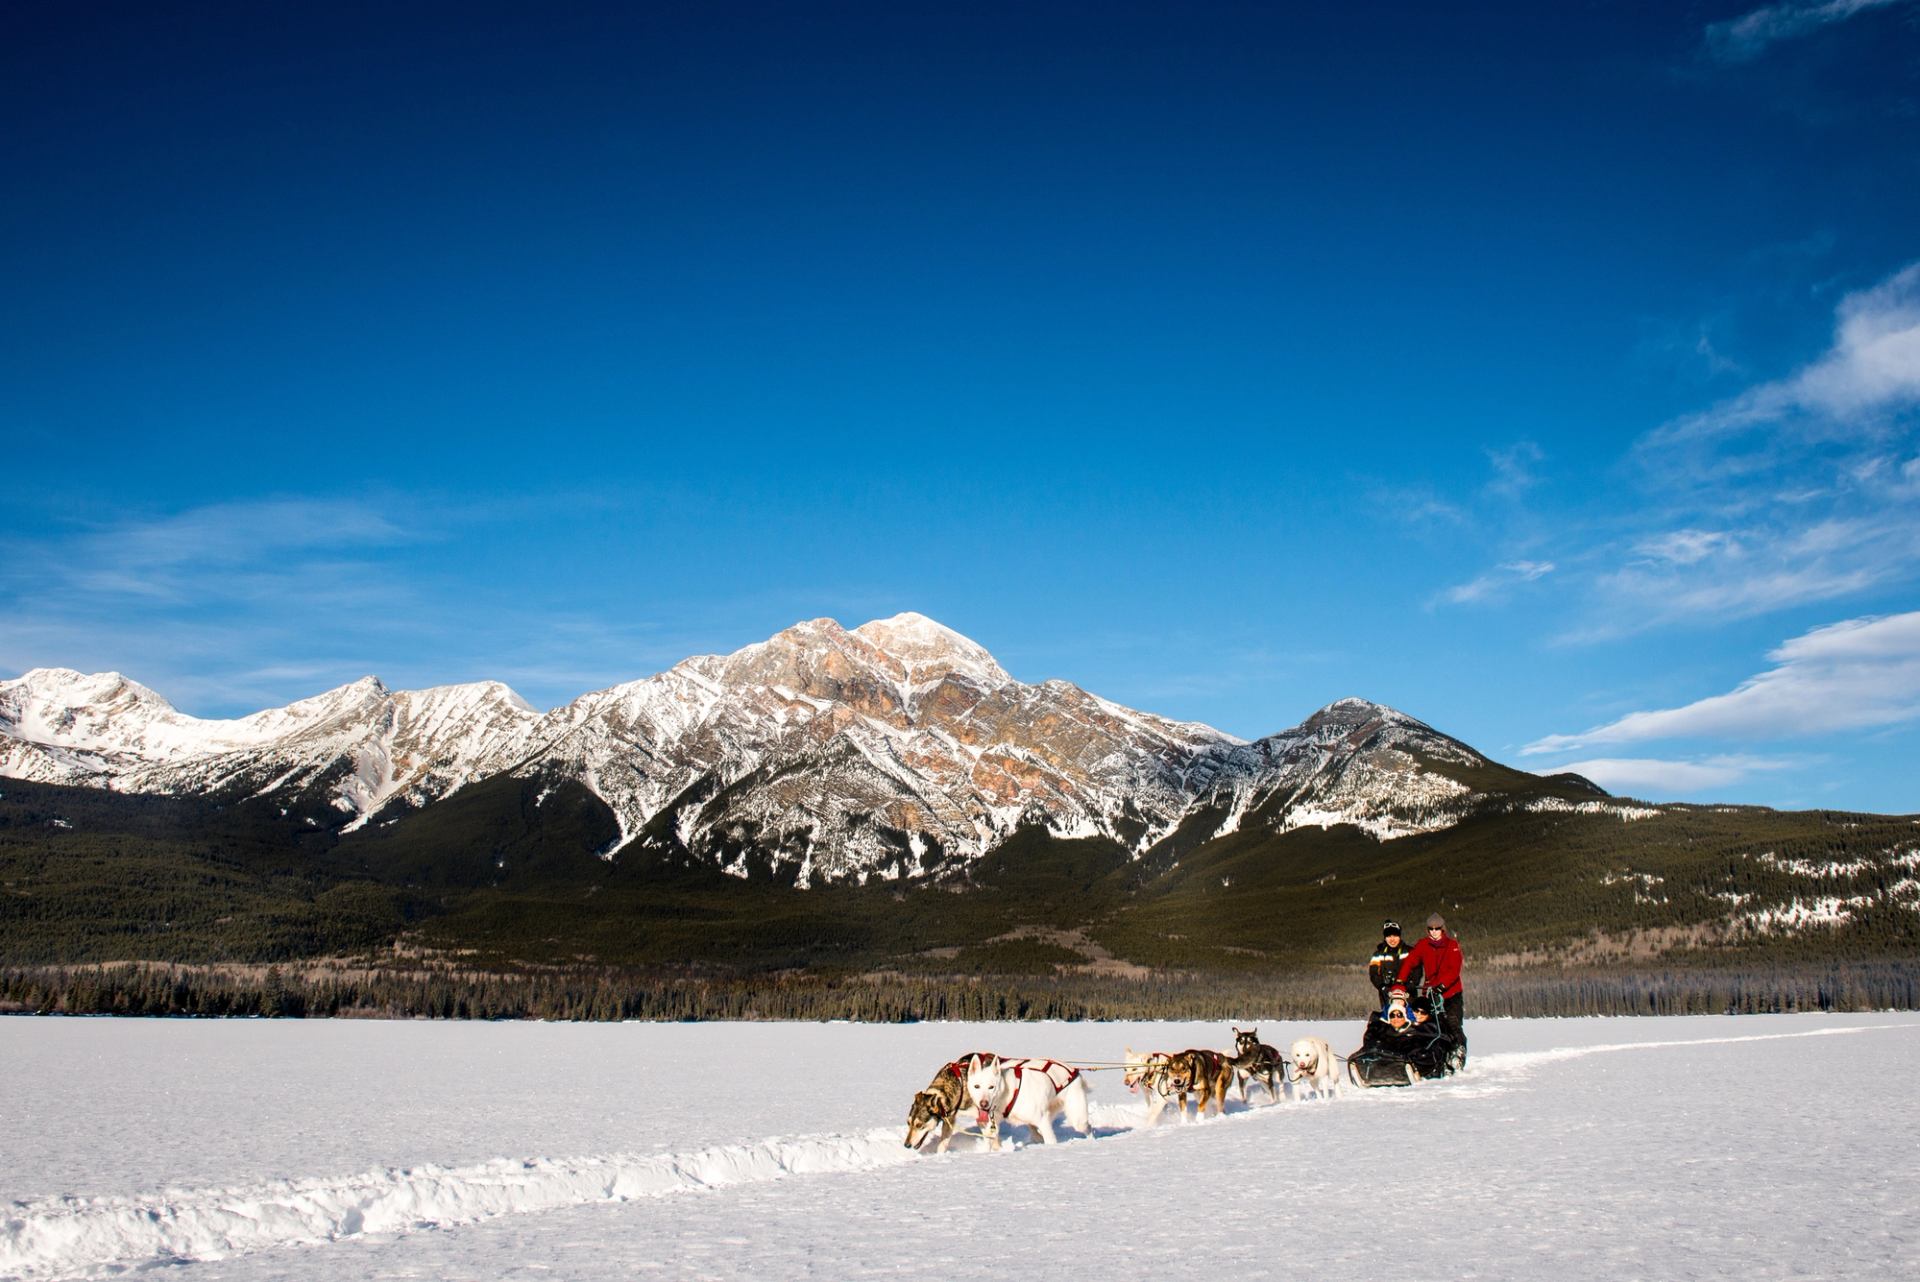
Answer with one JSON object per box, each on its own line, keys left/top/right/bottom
{"left": 0, "top": 613, "right": 1572, "bottom": 882}
{"left": 0, "top": 669, "right": 542, "bottom": 832}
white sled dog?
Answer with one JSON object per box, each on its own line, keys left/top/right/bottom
{"left": 1289, "top": 1036, "right": 1340, "bottom": 1100}
{"left": 1123, "top": 1048, "right": 1179, "bottom": 1126}
{"left": 965, "top": 1053, "right": 1092, "bottom": 1149}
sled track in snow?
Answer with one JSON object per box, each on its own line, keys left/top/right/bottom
{"left": 0, "top": 1128, "right": 933, "bottom": 1281}
{"left": 4, "top": 1023, "right": 1911, "bottom": 1281}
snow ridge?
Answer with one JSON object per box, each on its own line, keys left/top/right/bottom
{"left": 0, "top": 1128, "right": 919, "bottom": 1280}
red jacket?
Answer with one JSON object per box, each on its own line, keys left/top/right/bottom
{"left": 1397, "top": 932, "right": 1463, "bottom": 997}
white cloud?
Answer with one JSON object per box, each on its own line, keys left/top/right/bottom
{"left": 1548, "top": 755, "right": 1802, "bottom": 795}
{"left": 0, "top": 497, "right": 414, "bottom": 608}
{"left": 1484, "top": 441, "right": 1545, "bottom": 499}
{"left": 1586, "top": 263, "right": 1920, "bottom": 632}
{"left": 1693, "top": 333, "right": 1745, "bottom": 378}
{"left": 1654, "top": 261, "right": 1920, "bottom": 444}
{"left": 1705, "top": 0, "right": 1909, "bottom": 64}
{"left": 88, "top": 498, "right": 405, "bottom": 568}
{"left": 1526, "top": 610, "right": 1920, "bottom": 753}
{"left": 1631, "top": 529, "right": 1739, "bottom": 567}
{"left": 1371, "top": 482, "right": 1471, "bottom": 527}
{"left": 1595, "top": 558, "right": 1883, "bottom": 624}
{"left": 1439, "top": 560, "right": 1555, "bottom": 607}
{"left": 1569, "top": 503, "right": 1920, "bottom": 640}
{"left": 0, "top": 494, "right": 698, "bottom": 718}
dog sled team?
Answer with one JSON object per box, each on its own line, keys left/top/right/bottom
{"left": 906, "top": 913, "right": 1469, "bottom": 1151}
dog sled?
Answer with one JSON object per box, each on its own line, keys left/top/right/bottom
{"left": 1346, "top": 987, "right": 1465, "bottom": 1088}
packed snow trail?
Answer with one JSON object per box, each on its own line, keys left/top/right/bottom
{"left": 4, "top": 1020, "right": 1913, "bottom": 1282}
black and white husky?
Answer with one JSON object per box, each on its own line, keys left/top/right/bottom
{"left": 1229, "top": 1025, "right": 1285, "bottom": 1104}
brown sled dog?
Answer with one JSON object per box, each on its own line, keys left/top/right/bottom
{"left": 904, "top": 1051, "right": 997, "bottom": 1151}
{"left": 1163, "top": 1047, "right": 1235, "bottom": 1119}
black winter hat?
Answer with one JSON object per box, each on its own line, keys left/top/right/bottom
{"left": 1382, "top": 920, "right": 1402, "bottom": 935}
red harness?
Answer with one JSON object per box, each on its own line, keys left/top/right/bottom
{"left": 993, "top": 1058, "right": 1079, "bottom": 1117}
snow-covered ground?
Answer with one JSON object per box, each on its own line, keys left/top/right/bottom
{"left": 4, "top": 1013, "right": 1917, "bottom": 1280}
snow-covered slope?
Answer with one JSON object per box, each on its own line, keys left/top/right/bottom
{"left": 0, "top": 613, "right": 1547, "bottom": 881}
{"left": 0, "top": 669, "right": 542, "bottom": 830}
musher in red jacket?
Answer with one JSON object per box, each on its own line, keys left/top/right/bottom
{"left": 1397, "top": 912, "right": 1464, "bottom": 1049}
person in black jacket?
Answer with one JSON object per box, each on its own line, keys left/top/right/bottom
{"left": 1367, "top": 920, "right": 1409, "bottom": 1009}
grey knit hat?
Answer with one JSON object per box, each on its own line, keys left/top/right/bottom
{"left": 1427, "top": 912, "right": 1446, "bottom": 929}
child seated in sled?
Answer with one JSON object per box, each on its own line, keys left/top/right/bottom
{"left": 1361, "top": 988, "right": 1421, "bottom": 1051}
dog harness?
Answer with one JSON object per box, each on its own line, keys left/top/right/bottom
{"left": 994, "top": 1058, "right": 1079, "bottom": 1117}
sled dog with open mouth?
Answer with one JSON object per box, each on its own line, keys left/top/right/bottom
{"left": 965, "top": 1053, "right": 1092, "bottom": 1150}
{"left": 1123, "top": 1048, "right": 1179, "bottom": 1126}
{"left": 904, "top": 1051, "right": 998, "bottom": 1151}
{"left": 1162, "top": 1048, "right": 1234, "bottom": 1120}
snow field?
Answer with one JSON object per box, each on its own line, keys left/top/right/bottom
{"left": 4, "top": 1014, "right": 1917, "bottom": 1281}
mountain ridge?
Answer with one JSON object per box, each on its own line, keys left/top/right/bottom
{"left": 0, "top": 612, "right": 1609, "bottom": 884}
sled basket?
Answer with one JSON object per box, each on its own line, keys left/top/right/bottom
{"left": 1346, "top": 1001, "right": 1461, "bottom": 1088}
{"left": 1347, "top": 1049, "right": 1424, "bottom": 1088}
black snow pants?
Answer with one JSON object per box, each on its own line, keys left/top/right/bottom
{"left": 1442, "top": 992, "right": 1465, "bottom": 1046}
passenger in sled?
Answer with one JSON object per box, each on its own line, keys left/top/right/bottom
{"left": 1350, "top": 985, "right": 1455, "bottom": 1085}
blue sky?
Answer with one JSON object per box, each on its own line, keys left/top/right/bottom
{"left": 3, "top": 1, "right": 1918, "bottom": 812}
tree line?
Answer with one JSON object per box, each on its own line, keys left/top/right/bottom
{"left": 4, "top": 959, "right": 1912, "bottom": 1023}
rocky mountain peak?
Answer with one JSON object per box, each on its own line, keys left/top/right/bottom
{"left": 1296, "top": 696, "right": 1419, "bottom": 735}
{"left": 686, "top": 614, "right": 1010, "bottom": 721}
{"left": 849, "top": 612, "right": 1008, "bottom": 687}
{"left": 394, "top": 680, "right": 540, "bottom": 721}
{"left": 241, "top": 676, "right": 391, "bottom": 732}
{"left": 6, "top": 667, "right": 170, "bottom": 712}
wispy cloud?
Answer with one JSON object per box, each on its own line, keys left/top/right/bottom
{"left": 1580, "top": 516, "right": 1902, "bottom": 635}
{"left": 1705, "top": 0, "right": 1910, "bottom": 64}
{"left": 1559, "top": 262, "right": 1920, "bottom": 636}
{"left": 0, "top": 497, "right": 416, "bottom": 608}
{"left": 1484, "top": 441, "right": 1546, "bottom": 500}
{"left": 1631, "top": 529, "right": 1739, "bottom": 566}
{"left": 1526, "top": 610, "right": 1920, "bottom": 754}
{"left": 1548, "top": 754, "right": 1804, "bottom": 795}
{"left": 0, "top": 495, "right": 680, "bottom": 716}
{"left": 0, "top": 498, "right": 430, "bottom": 711}
{"left": 1649, "top": 261, "right": 1920, "bottom": 446}
{"left": 1692, "top": 332, "right": 1746, "bottom": 379}
{"left": 1369, "top": 481, "right": 1471, "bottom": 528}
{"left": 1392, "top": 262, "right": 1920, "bottom": 646}
{"left": 1438, "top": 559, "right": 1555, "bottom": 607}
